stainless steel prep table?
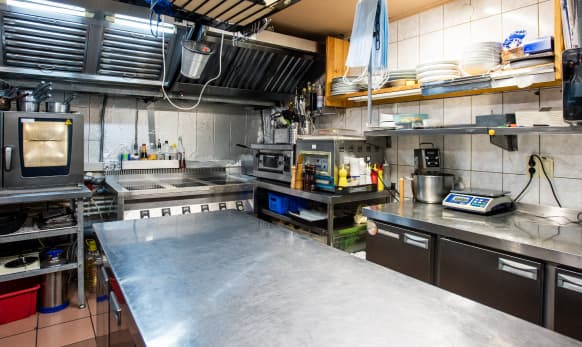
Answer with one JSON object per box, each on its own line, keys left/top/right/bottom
{"left": 363, "top": 202, "right": 582, "bottom": 269}
{"left": 93, "top": 211, "right": 581, "bottom": 347}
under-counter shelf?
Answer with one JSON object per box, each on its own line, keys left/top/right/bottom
{"left": 0, "top": 225, "right": 79, "bottom": 244}
{"left": 0, "top": 186, "right": 91, "bottom": 206}
{"left": 0, "top": 263, "right": 78, "bottom": 283}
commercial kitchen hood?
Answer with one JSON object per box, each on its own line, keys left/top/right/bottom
{"left": 0, "top": 0, "right": 323, "bottom": 105}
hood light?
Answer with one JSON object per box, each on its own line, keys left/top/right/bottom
{"left": 111, "top": 14, "right": 175, "bottom": 34}
{"left": 6, "top": 0, "right": 89, "bottom": 17}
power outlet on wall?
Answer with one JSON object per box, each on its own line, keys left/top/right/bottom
{"left": 526, "top": 155, "right": 554, "bottom": 178}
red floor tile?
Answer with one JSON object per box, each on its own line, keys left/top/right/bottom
{"left": 38, "top": 305, "right": 90, "bottom": 329}
{"left": 0, "top": 330, "right": 36, "bottom": 347}
{"left": 37, "top": 317, "right": 94, "bottom": 347}
{"left": 0, "top": 314, "right": 37, "bottom": 339}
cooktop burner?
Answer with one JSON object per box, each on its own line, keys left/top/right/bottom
{"left": 5, "top": 256, "right": 39, "bottom": 268}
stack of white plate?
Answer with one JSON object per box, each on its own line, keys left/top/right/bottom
{"left": 388, "top": 69, "right": 417, "bottom": 81}
{"left": 331, "top": 77, "right": 364, "bottom": 96}
{"left": 461, "top": 42, "right": 502, "bottom": 75}
{"left": 416, "top": 60, "right": 461, "bottom": 84}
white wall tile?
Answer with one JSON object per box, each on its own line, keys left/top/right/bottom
{"left": 362, "top": 105, "right": 381, "bottom": 131}
{"left": 503, "top": 173, "right": 540, "bottom": 204}
{"left": 397, "top": 37, "right": 419, "bottom": 70}
{"left": 397, "top": 136, "right": 420, "bottom": 166}
{"left": 502, "top": 90, "right": 539, "bottom": 113}
{"left": 540, "top": 177, "right": 582, "bottom": 209}
{"left": 389, "top": 21, "right": 398, "bottom": 43}
{"left": 471, "top": 93, "right": 503, "bottom": 123}
{"left": 178, "top": 112, "right": 197, "bottom": 159}
{"left": 540, "top": 88, "right": 562, "bottom": 110}
{"left": 443, "top": 23, "right": 471, "bottom": 59}
{"left": 136, "top": 109, "right": 149, "bottom": 149}
{"left": 471, "top": 134, "right": 503, "bottom": 172}
{"left": 541, "top": 135, "right": 582, "bottom": 179}
{"left": 538, "top": 1, "right": 554, "bottom": 38}
{"left": 389, "top": 42, "right": 398, "bottom": 70}
{"left": 380, "top": 103, "right": 397, "bottom": 115}
{"left": 385, "top": 136, "right": 398, "bottom": 165}
{"left": 471, "top": 15, "right": 503, "bottom": 43}
{"left": 419, "top": 31, "right": 444, "bottom": 64}
{"left": 502, "top": 0, "right": 537, "bottom": 12}
{"left": 397, "top": 101, "right": 421, "bottom": 114}
{"left": 503, "top": 134, "right": 539, "bottom": 174}
{"left": 444, "top": 135, "right": 472, "bottom": 170}
{"left": 88, "top": 140, "right": 100, "bottom": 163}
{"left": 420, "top": 99, "right": 444, "bottom": 125}
{"left": 502, "top": 4, "right": 539, "bottom": 40}
{"left": 470, "top": 171, "right": 503, "bottom": 190}
{"left": 444, "top": 168, "right": 471, "bottom": 190}
{"left": 398, "top": 14, "right": 419, "bottom": 41}
{"left": 444, "top": 96, "right": 472, "bottom": 126}
{"left": 346, "top": 107, "right": 363, "bottom": 135}
{"left": 444, "top": 0, "right": 474, "bottom": 27}
{"left": 419, "top": 5, "right": 443, "bottom": 34}
{"left": 196, "top": 111, "right": 215, "bottom": 160}
{"left": 471, "top": 0, "right": 502, "bottom": 21}
{"left": 155, "top": 111, "right": 179, "bottom": 145}
{"left": 214, "top": 113, "right": 230, "bottom": 158}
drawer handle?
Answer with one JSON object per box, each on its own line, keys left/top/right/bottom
{"left": 557, "top": 273, "right": 582, "bottom": 294}
{"left": 110, "top": 291, "right": 122, "bottom": 326}
{"left": 377, "top": 228, "right": 399, "bottom": 239}
{"left": 99, "top": 265, "right": 109, "bottom": 285}
{"left": 498, "top": 258, "right": 538, "bottom": 280}
{"left": 403, "top": 233, "right": 429, "bottom": 249}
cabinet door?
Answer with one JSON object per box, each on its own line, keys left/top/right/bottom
{"left": 555, "top": 268, "right": 582, "bottom": 341}
{"left": 366, "top": 222, "right": 434, "bottom": 283}
{"left": 438, "top": 238, "right": 544, "bottom": 325}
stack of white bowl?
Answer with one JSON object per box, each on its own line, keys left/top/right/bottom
{"left": 416, "top": 60, "right": 462, "bottom": 84}
{"left": 461, "top": 42, "right": 502, "bottom": 75}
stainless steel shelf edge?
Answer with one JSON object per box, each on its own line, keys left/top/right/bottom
{"left": 0, "top": 226, "right": 79, "bottom": 244}
{"left": 0, "top": 263, "right": 77, "bottom": 283}
{"left": 260, "top": 208, "right": 327, "bottom": 235}
{"left": 0, "top": 186, "right": 91, "bottom": 206}
{"left": 364, "top": 126, "right": 582, "bottom": 137}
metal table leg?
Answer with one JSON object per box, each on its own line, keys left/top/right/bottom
{"left": 327, "top": 203, "right": 334, "bottom": 247}
{"left": 77, "top": 199, "right": 85, "bottom": 309}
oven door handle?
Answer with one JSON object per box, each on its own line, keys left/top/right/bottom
{"left": 4, "top": 146, "right": 13, "bottom": 171}
{"left": 110, "top": 290, "right": 122, "bottom": 326}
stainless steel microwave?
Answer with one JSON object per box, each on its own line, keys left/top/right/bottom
{"left": 1, "top": 112, "right": 84, "bottom": 189}
{"left": 250, "top": 144, "right": 294, "bottom": 183}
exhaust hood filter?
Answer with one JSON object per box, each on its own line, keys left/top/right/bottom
{"left": 181, "top": 41, "right": 213, "bottom": 79}
{"left": 130, "top": 0, "right": 301, "bottom": 32}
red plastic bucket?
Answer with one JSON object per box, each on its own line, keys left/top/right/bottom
{"left": 0, "top": 283, "right": 40, "bottom": 324}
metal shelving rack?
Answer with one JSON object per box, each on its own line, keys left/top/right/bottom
{"left": 0, "top": 186, "right": 92, "bottom": 308}
{"left": 254, "top": 180, "right": 390, "bottom": 249}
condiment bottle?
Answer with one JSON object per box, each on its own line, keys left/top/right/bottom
{"left": 140, "top": 144, "right": 148, "bottom": 160}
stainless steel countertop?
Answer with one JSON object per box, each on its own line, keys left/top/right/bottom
{"left": 0, "top": 185, "right": 91, "bottom": 206}
{"left": 363, "top": 202, "right": 582, "bottom": 269}
{"left": 93, "top": 212, "right": 581, "bottom": 347}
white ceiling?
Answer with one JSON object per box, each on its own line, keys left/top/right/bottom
{"left": 271, "top": 0, "right": 451, "bottom": 40}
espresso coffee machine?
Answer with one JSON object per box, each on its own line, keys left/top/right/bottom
{"left": 563, "top": 48, "right": 582, "bottom": 125}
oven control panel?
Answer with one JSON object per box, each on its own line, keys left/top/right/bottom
{"left": 124, "top": 199, "right": 253, "bottom": 220}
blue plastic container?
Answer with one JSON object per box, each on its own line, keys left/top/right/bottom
{"left": 268, "top": 193, "right": 289, "bottom": 214}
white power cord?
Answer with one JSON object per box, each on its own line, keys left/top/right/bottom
{"left": 160, "top": 30, "right": 224, "bottom": 111}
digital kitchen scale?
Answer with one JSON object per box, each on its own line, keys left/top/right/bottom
{"left": 442, "top": 189, "right": 515, "bottom": 215}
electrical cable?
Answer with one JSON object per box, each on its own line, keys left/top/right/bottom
{"left": 514, "top": 174, "right": 533, "bottom": 202}
{"left": 531, "top": 154, "right": 562, "bottom": 208}
{"left": 160, "top": 29, "right": 225, "bottom": 111}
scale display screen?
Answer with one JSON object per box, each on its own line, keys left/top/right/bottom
{"left": 451, "top": 195, "right": 472, "bottom": 204}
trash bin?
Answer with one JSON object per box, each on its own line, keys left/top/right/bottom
{"left": 38, "top": 249, "right": 69, "bottom": 313}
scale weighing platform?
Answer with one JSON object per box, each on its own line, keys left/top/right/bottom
{"left": 442, "top": 189, "right": 515, "bottom": 215}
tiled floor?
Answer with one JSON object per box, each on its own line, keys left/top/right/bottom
{"left": 0, "top": 291, "right": 97, "bottom": 347}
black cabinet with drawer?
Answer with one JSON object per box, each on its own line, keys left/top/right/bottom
{"left": 555, "top": 268, "right": 582, "bottom": 340}
{"left": 438, "top": 238, "right": 544, "bottom": 325}
{"left": 366, "top": 222, "right": 435, "bottom": 283}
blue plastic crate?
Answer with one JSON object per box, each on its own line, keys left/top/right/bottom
{"left": 268, "top": 193, "right": 289, "bottom": 215}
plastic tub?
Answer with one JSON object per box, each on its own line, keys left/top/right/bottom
{"left": 268, "top": 193, "right": 289, "bottom": 215}
{"left": 0, "top": 282, "right": 40, "bottom": 324}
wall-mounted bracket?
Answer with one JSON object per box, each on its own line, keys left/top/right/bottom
{"left": 489, "top": 134, "right": 518, "bottom": 151}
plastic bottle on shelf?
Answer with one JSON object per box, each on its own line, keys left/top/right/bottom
{"left": 157, "top": 139, "right": 163, "bottom": 160}
{"left": 85, "top": 239, "right": 101, "bottom": 293}
{"left": 163, "top": 140, "right": 169, "bottom": 160}
{"left": 168, "top": 144, "right": 177, "bottom": 160}
{"left": 177, "top": 137, "right": 186, "bottom": 169}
